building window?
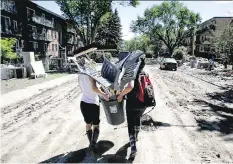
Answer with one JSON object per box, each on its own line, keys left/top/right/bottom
{"left": 44, "top": 43, "right": 47, "bottom": 51}
{"left": 54, "top": 31, "right": 57, "bottom": 39}
{"left": 55, "top": 44, "right": 57, "bottom": 51}
{"left": 52, "top": 44, "right": 55, "bottom": 51}
{"left": 27, "top": 8, "right": 35, "bottom": 18}
{"left": 1, "top": 16, "right": 11, "bottom": 33}
{"left": 13, "top": 20, "right": 18, "bottom": 30}
{"left": 30, "top": 41, "right": 38, "bottom": 50}
{"left": 52, "top": 18, "right": 54, "bottom": 25}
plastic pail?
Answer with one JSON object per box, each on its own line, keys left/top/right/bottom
{"left": 100, "top": 98, "right": 125, "bottom": 126}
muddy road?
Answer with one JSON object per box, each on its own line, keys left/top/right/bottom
{"left": 1, "top": 65, "right": 233, "bottom": 163}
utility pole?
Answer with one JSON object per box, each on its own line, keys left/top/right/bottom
{"left": 191, "top": 26, "right": 196, "bottom": 56}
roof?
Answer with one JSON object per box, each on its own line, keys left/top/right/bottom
{"left": 200, "top": 16, "right": 233, "bottom": 26}
{"left": 29, "top": 0, "right": 67, "bottom": 20}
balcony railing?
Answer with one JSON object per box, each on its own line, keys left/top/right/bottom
{"left": 31, "top": 32, "right": 53, "bottom": 41}
{"left": 67, "top": 27, "right": 76, "bottom": 33}
{"left": 1, "top": 27, "right": 22, "bottom": 36}
{"left": 0, "top": 1, "right": 17, "bottom": 13}
{"left": 31, "top": 15, "right": 54, "bottom": 28}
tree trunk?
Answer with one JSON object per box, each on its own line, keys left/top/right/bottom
{"left": 168, "top": 47, "right": 174, "bottom": 57}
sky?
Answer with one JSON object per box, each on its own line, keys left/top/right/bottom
{"left": 34, "top": 1, "right": 233, "bottom": 40}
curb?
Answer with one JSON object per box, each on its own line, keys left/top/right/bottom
{"left": 1, "top": 74, "right": 78, "bottom": 109}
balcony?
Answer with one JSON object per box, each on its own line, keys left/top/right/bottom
{"left": 0, "top": 1, "right": 17, "bottom": 13}
{"left": 31, "top": 15, "right": 54, "bottom": 28}
{"left": 30, "top": 32, "right": 53, "bottom": 41}
{"left": 67, "top": 27, "right": 76, "bottom": 33}
{"left": 1, "top": 27, "right": 22, "bottom": 36}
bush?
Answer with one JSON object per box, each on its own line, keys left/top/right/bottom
{"left": 172, "top": 47, "right": 187, "bottom": 60}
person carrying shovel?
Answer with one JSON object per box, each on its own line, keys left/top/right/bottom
{"left": 77, "top": 57, "right": 110, "bottom": 150}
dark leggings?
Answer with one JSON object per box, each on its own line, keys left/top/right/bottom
{"left": 126, "top": 103, "right": 146, "bottom": 135}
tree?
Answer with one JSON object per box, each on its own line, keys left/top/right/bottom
{"left": 56, "top": 0, "right": 138, "bottom": 46}
{"left": 130, "top": 1, "right": 201, "bottom": 56}
{"left": 95, "top": 9, "right": 122, "bottom": 49}
{"left": 1, "top": 38, "right": 18, "bottom": 63}
{"left": 56, "top": 0, "right": 111, "bottom": 45}
{"left": 216, "top": 25, "right": 233, "bottom": 69}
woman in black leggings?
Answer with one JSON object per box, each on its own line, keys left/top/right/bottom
{"left": 117, "top": 57, "right": 146, "bottom": 157}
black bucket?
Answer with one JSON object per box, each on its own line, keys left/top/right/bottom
{"left": 100, "top": 98, "right": 125, "bottom": 126}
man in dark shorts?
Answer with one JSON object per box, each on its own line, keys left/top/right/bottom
{"left": 78, "top": 57, "right": 109, "bottom": 149}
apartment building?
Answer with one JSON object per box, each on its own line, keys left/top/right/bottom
{"left": 181, "top": 17, "right": 233, "bottom": 58}
{"left": 1, "top": 0, "right": 80, "bottom": 69}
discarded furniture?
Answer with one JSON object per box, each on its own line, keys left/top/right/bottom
{"left": 30, "top": 61, "right": 47, "bottom": 79}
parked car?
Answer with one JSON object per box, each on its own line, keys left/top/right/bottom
{"left": 160, "top": 58, "right": 178, "bottom": 71}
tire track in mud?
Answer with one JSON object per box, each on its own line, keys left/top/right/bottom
{"left": 1, "top": 80, "right": 81, "bottom": 134}
{"left": 1, "top": 79, "right": 83, "bottom": 163}
{"left": 148, "top": 67, "right": 233, "bottom": 163}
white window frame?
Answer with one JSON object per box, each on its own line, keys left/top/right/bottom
{"left": 27, "top": 7, "right": 35, "bottom": 18}
{"left": 13, "top": 20, "right": 18, "bottom": 30}
{"left": 15, "top": 40, "right": 20, "bottom": 50}
{"left": 1, "top": 15, "right": 11, "bottom": 27}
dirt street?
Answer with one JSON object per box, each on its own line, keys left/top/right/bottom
{"left": 1, "top": 65, "right": 233, "bottom": 163}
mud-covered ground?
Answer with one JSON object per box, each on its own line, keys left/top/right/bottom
{"left": 1, "top": 65, "right": 233, "bottom": 163}
{"left": 1, "top": 73, "right": 69, "bottom": 95}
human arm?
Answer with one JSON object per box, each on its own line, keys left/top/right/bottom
{"left": 117, "top": 80, "right": 134, "bottom": 102}
{"left": 89, "top": 77, "right": 109, "bottom": 101}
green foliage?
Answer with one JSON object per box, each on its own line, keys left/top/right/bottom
{"left": 56, "top": 0, "right": 111, "bottom": 45}
{"left": 56, "top": 0, "right": 137, "bottom": 46}
{"left": 0, "top": 38, "right": 18, "bottom": 61}
{"left": 216, "top": 25, "right": 233, "bottom": 64}
{"left": 130, "top": 1, "right": 201, "bottom": 56}
{"left": 95, "top": 9, "right": 122, "bottom": 49}
{"left": 172, "top": 46, "right": 187, "bottom": 60}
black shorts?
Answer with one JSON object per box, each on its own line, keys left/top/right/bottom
{"left": 80, "top": 101, "right": 100, "bottom": 125}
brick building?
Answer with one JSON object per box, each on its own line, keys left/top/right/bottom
{"left": 1, "top": 0, "right": 80, "bottom": 70}
{"left": 181, "top": 17, "right": 233, "bottom": 58}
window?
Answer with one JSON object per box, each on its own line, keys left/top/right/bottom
{"left": 13, "top": 20, "right": 18, "bottom": 30}
{"left": 55, "top": 44, "right": 57, "bottom": 51}
{"left": 54, "top": 31, "right": 57, "bottom": 39}
{"left": 15, "top": 40, "right": 20, "bottom": 50}
{"left": 27, "top": 8, "right": 35, "bottom": 18}
{"left": 52, "top": 44, "right": 55, "bottom": 51}
{"left": 52, "top": 18, "right": 54, "bottom": 25}
{"left": 1, "top": 16, "right": 11, "bottom": 33}
{"left": 44, "top": 43, "right": 47, "bottom": 51}
{"left": 52, "top": 31, "right": 56, "bottom": 39}
{"left": 30, "top": 41, "right": 38, "bottom": 50}
{"left": 42, "top": 28, "right": 46, "bottom": 34}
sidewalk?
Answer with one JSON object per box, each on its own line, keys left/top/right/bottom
{"left": 0, "top": 74, "right": 78, "bottom": 109}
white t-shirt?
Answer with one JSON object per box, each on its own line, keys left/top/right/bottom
{"left": 78, "top": 74, "right": 99, "bottom": 105}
